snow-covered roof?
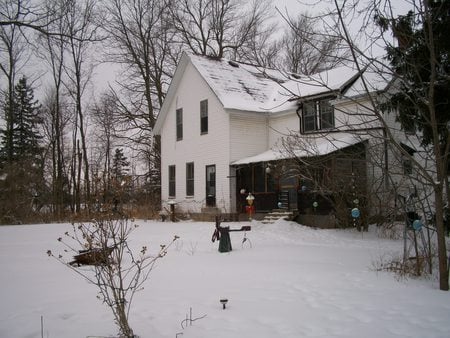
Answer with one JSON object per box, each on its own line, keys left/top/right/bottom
{"left": 154, "top": 52, "right": 387, "bottom": 135}
{"left": 339, "top": 62, "right": 391, "bottom": 99}
{"left": 232, "top": 132, "right": 368, "bottom": 165}
{"left": 188, "top": 53, "right": 296, "bottom": 113}
{"left": 189, "top": 53, "right": 362, "bottom": 113}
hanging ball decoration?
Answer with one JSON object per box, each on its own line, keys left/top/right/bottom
{"left": 313, "top": 201, "right": 318, "bottom": 208}
{"left": 278, "top": 202, "right": 283, "bottom": 208}
{"left": 412, "top": 219, "right": 423, "bottom": 231}
{"left": 301, "top": 185, "right": 307, "bottom": 192}
{"left": 351, "top": 208, "right": 360, "bottom": 218}
{"left": 353, "top": 198, "right": 359, "bottom": 205}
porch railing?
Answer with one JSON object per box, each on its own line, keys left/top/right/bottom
{"left": 278, "top": 191, "right": 290, "bottom": 210}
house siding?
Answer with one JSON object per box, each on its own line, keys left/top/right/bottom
{"left": 229, "top": 112, "right": 268, "bottom": 162}
{"left": 160, "top": 62, "right": 232, "bottom": 214}
{"left": 268, "top": 112, "right": 299, "bottom": 149}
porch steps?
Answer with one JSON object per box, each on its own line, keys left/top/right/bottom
{"left": 261, "top": 209, "right": 294, "bottom": 224}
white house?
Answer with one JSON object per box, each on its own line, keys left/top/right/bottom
{"left": 154, "top": 52, "right": 421, "bottom": 225}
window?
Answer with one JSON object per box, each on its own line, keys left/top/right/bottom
{"left": 186, "top": 162, "right": 194, "bottom": 196}
{"left": 169, "top": 165, "right": 176, "bottom": 197}
{"left": 400, "top": 143, "right": 415, "bottom": 175}
{"left": 403, "top": 158, "right": 413, "bottom": 175}
{"left": 301, "top": 98, "right": 335, "bottom": 132}
{"left": 303, "top": 102, "right": 317, "bottom": 132}
{"left": 200, "top": 99, "right": 208, "bottom": 134}
{"left": 319, "top": 100, "right": 334, "bottom": 129}
{"left": 205, "top": 165, "right": 216, "bottom": 207}
{"left": 176, "top": 108, "right": 183, "bottom": 140}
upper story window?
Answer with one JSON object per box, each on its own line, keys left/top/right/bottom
{"left": 400, "top": 143, "right": 415, "bottom": 175}
{"left": 301, "top": 98, "right": 335, "bottom": 133}
{"left": 200, "top": 99, "right": 208, "bottom": 134}
{"left": 176, "top": 108, "right": 183, "bottom": 141}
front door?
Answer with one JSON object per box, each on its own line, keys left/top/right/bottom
{"left": 206, "top": 165, "right": 216, "bottom": 207}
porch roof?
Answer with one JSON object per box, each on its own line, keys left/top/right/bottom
{"left": 231, "top": 133, "right": 368, "bottom": 165}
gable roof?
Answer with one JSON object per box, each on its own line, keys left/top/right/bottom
{"left": 154, "top": 52, "right": 368, "bottom": 135}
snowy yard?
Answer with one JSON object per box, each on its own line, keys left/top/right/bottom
{"left": 0, "top": 219, "right": 449, "bottom": 338}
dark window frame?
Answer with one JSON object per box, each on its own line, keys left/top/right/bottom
{"left": 169, "top": 165, "right": 176, "bottom": 197}
{"left": 176, "top": 108, "right": 183, "bottom": 141}
{"left": 302, "top": 101, "right": 317, "bottom": 132}
{"left": 200, "top": 99, "right": 208, "bottom": 134}
{"left": 186, "top": 162, "right": 194, "bottom": 196}
{"left": 301, "top": 97, "right": 335, "bottom": 133}
{"left": 319, "top": 99, "right": 334, "bottom": 130}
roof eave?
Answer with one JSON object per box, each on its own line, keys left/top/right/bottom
{"left": 154, "top": 52, "right": 190, "bottom": 135}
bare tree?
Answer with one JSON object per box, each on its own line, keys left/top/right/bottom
{"left": 36, "top": 0, "right": 72, "bottom": 218}
{"left": 40, "top": 88, "right": 71, "bottom": 216}
{"left": 336, "top": 0, "right": 448, "bottom": 291}
{"left": 90, "top": 92, "right": 117, "bottom": 200}
{"left": 63, "top": 0, "right": 102, "bottom": 212}
{"left": 232, "top": 0, "right": 279, "bottom": 67}
{"left": 48, "top": 214, "right": 179, "bottom": 337}
{"left": 278, "top": 12, "right": 348, "bottom": 75}
{"left": 170, "top": 0, "right": 276, "bottom": 60}
{"left": 0, "top": 0, "right": 54, "bottom": 36}
{"left": 102, "top": 0, "right": 180, "bottom": 203}
{"left": 284, "top": 0, "right": 448, "bottom": 290}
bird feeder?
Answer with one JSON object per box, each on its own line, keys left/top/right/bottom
{"left": 167, "top": 200, "right": 177, "bottom": 222}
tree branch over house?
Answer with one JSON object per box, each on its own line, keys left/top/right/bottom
{"left": 278, "top": 0, "right": 448, "bottom": 290}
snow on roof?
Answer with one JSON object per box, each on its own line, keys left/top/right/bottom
{"left": 282, "top": 65, "right": 361, "bottom": 99}
{"left": 341, "top": 62, "right": 391, "bottom": 99}
{"left": 154, "top": 53, "right": 388, "bottom": 135}
{"left": 189, "top": 54, "right": 361, "bottom": 113}
{"left": 189, "top": 54, "right": 294, "bottom": 112}
{"left": 232, "top": 132, "right": 368, "bottom": 165}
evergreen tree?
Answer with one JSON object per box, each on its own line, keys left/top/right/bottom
{"left": 1, "top": 76, "right": 43, "bottom": 164}
{"left": 383, "top": 1, "right": 450, "bottom": 147}
{"left": 111, "top": 148, "right": 130, "bottom": 180}
{"left": 0, "top": 76, "right": 44, "bottom": 223}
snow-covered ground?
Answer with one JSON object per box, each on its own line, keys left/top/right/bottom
{"left": 0, "top": 219, "right": 449, "bottom": 338}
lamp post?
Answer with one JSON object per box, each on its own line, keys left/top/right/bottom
{"left": 246, "top": 193, "right": 255, "bottom": 220}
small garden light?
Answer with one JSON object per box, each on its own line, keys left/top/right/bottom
{"left": 220, "top": 298, "right": 228, "bottom": 310}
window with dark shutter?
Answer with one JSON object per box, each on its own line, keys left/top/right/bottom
{"left": 176, "top": 108, "right": 183, "bottom": 141}
{"left": 169, "top": 165, "right": 176, "bottom": 197}
{"left": 200, "top": 100, "right": 208, "bottom": 134}
{"left": 186, "top": 162, "right": 194, "bottom": 196}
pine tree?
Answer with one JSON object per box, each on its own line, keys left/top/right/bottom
{"left": 0, "top": 76, "right": 44, "bottom": 223}
{"left": 384, "top": 2, "right": 450, "bottom": 147}
{"left": 111, "top": 148, "right": 130, "bottom": 180}
{"left": 0, "top": 76, "right": 43, "bottom": 164}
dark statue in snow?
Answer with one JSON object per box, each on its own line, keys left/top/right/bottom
{"left": 211, "top": 216, "right": 251, "bottom": 253}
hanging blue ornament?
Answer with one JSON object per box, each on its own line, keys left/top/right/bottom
{"left": 313, "top": 201, "right": 318, "bottom": 208}
{"left": 412, "top": 219, "right": 423, "bottom": 231}
{"left": 351, "top": 208, "right": 360, "bottom": 218}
